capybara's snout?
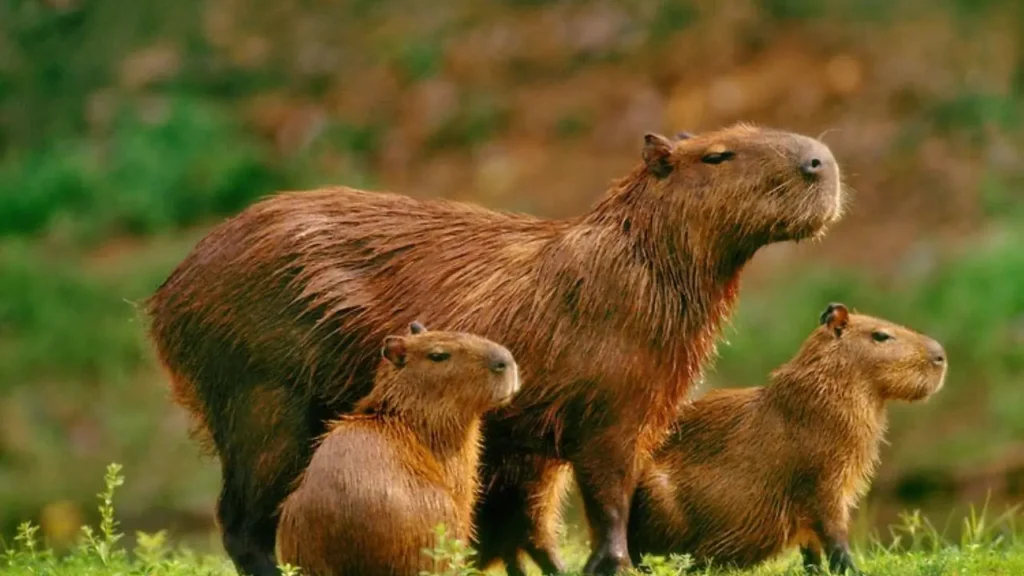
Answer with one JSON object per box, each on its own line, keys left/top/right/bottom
{"left": 794, "top": 135, "right": 836, "bottom": 182}
{"left": 925, "top": 338, "right": 946, "bottom": 367}
{"left": 487, "top": 346, "right": 513, "bottom": 374}
{"left": 485, "top": 344, "right": 520, "bottom": 404}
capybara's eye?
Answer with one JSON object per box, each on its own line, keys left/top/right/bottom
{"left": 427, "top": 351, "right": 451, "bottom": 362}
{"left": 871, "top": 331, "right": 892, "bottom": 343}
{"left": 701, "top": 151, "right": 735, "bottom": 165}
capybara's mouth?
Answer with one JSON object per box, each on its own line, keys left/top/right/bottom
{"left": 769, "top": 216, "right": 824, "bottom": 243}
{"left": 495, "top": 372, "right": 521, "bottom": 405}
{"left": 907, "top": 370, "right": 946, "bottom": 402}
{"left": 784, "top": 180, "right": 845, "bottom": 242}
{"left": 928, "top": 366, "right": 947, "bottom": 396}
{"left": 824, "top": 178, "right": 846, "bottom": 224}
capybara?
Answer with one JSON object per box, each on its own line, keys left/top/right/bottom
{"left": 144, "top": 123, "right": 845, "bottom": 576}
{"left": 627, "top": 303, "right": 948, "bottom": 574}
{"left": 276, "top": 321, "right": 520, "bottom": 576}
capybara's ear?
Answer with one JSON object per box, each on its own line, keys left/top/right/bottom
{"left": 409, "top": 321, "right": 427, "bottom": 335}
{"left": 382, "top": 336, "right": 407, "bottom": 367}
{"left": 820, "top": 302, "right": 850, "bottom": 337}
{"left": 675, "top": 131, "right": 694, "bottom": 140}
{"left": 643, "top": 133, "right": 675, "bottom": 179}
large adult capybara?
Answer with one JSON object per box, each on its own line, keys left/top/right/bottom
{"left": 144, "top": 123, "right": 845, "bottom": 576}
{"left": 627, "top": 303, "right": 948, "bottom": 574}
{"left": 276, "top": 321, "right": 520, "bottom": 576}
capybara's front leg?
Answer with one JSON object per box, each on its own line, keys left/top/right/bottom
{"left": 572, "top": 431, "right": 639, "bottom": 575}
{"left": 825, "top": 539, "right": 860, "bottom": 575}
{"left": 800, "top": 545, "right": 824, "bottom": 573}
{"left": 522, "top": 539, "right": 568, "bottom": 575}
{"left": 217, "top": 474, "right": 281, "bottom": 576}
{"left": 812, "top": 512, "right": 861, "bottom": 575}
{"left": 576, "top": 475, "right": 632, "bottom": 575}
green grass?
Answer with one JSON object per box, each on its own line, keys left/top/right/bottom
{"left": 2, "top": 465, "right": 1022, "bottom": 576}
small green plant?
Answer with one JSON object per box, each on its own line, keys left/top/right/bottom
{"left": 134, "top": 530, "right": 170, "bottom": 569}
{"left": 420, "top": 524, "right": 482, "bottom": 576}
{"left": 79, "top": 463, "right": 126, "bottom": 566}
{"left": 631, "top": 552, "right": 694, "bottom": 575}
{"left": 884, "top": 508, "right": 944, "bottom": 554}
{"left": 1, "top": 462, "right": 235, "bottom": 575}
{"left": 11, "top": 523, "right": 40, "bottom": 561}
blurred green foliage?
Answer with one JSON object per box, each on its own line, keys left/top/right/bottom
{"left": 0, "top": 0, "right": 205, "bottom": 150}
{"left": 0, "top": 98, "right": 283, "bottom": 243}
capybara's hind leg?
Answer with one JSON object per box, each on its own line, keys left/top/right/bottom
{"left": 218, "top": 478, "right": 281, "bottom": 576}
{"left": 523, "top": 540, "right": 567, "bottom": 575}
{"left": 801, "top": 545, "right": 824, "bottom": 573}
{"left": 501, "top": 551, "right": 529, "bottom": 576}
{"left": 472, "top": 458, "right": 532, "bottom": 574}
{"left": 474, "top": 453, "right": 568, "bottom": 575}
{"left": 521, "top": 460, "right": 571, "bottom": 574}
{"left": 212, "top": 384, "right": 318, "bottom": 576}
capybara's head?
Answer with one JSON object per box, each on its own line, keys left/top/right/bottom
{"left": 800, "top": 303, "right": 947, "bottom": 402}
{"left": 374, "top": 321, "right": 521, "bottom": 414}
{"left": 640, "top": 123, "right": 844, "bottom": 247}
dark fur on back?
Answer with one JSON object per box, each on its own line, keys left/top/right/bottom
{"left": 145, "top": 123, "right": 845, "bottom": 576}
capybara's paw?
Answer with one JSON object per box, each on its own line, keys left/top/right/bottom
{"left": 583, "top": 546, "right": 631, "bottom": 575}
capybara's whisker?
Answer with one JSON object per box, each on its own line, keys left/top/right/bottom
{"left": 818, "top": 127, "right": 841, "bottom": 142}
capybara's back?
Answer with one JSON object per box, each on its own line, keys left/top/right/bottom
{"left": 628, "top": 303, "right": 947, "bottom": 574}
{"left": 276, "top": 323, "right": 519, "bottom": 576}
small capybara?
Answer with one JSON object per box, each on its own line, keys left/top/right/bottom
{"left": 144, "top": 123, "right": 845, "bottom": 576}
{"left": 627, "top": 303, "right": 948, "bottom": 574}
{"left": 276, "top": 321, "right": 520, "bottom": 576}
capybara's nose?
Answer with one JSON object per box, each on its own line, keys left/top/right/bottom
{"left": 926, "top": 339, "right": 947, "bottom": 366}
{"left": 798, "top": 138, "right": 836, "bottom": 180}
{"left": 487, "top": 347, "right": 514, "bottom": 375}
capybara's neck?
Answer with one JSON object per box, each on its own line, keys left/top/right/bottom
{"left": 357, "top": 391, "right": 484, "bottom": 458}
{"left": 541, "top": 166, "right": 752, "bottom": 416}
{"left": 573, "top": 166, "right": 754, "bottom": 338}
{"left": 764, "top": 358, "right": 888, "bottom": 495}
{"left": 579, "top": 166, "right": 759, "bottom": 273}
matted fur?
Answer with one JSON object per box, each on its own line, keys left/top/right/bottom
{"left": 144, "top": 122, "right": 844, "bottom": 576}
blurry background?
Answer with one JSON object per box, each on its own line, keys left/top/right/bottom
{"left": 1, "top": 0, "right": 1022, "bottom": 557}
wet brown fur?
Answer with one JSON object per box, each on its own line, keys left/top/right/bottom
{"left": 627, "top": 304, "right": 948, "bottom": 574}
{"left": 276, "top": 324, "right": 519, "bottom": 576}
{"left": 144, "top": 123, "right": 844, "bottom": 576}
